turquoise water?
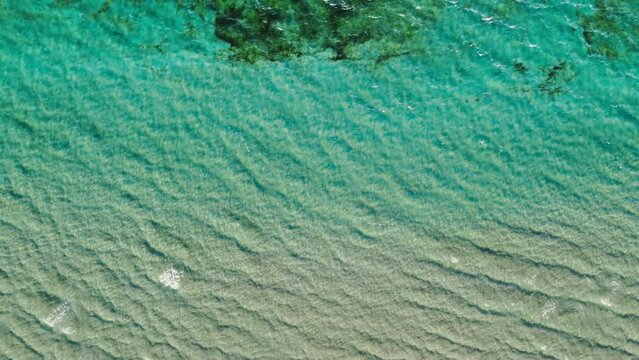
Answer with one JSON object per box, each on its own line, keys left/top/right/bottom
{"left": 1, "top": 0, "right": 638, "bottom": 358}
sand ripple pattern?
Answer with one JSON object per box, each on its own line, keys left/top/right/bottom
{"left": 0, "top": 0, "right": 638, "bottom": 359}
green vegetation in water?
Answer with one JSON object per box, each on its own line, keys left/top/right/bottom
{"left": 155, "top": 0, "right": 441, "bottom": 62}
{"left": 94, "top": 0, "right": 113, "bottom": 16}
{"left": 207, "top": 0, "right": 442, "bottom": 62}
{"left": 538, "top": 61, "right": 576, "bottom": 97}
{"left": 514, "top": 62, "right": 527, "bottom": 74}
{"left": 578, "top": 0, "right": 639, "bottom": 59}
{"left": 51, "top": 0, "right": 442, "bottom": 63}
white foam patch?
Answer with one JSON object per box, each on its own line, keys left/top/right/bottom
{"left": 159, "top": 267, "right": 183, "bottom": 289}
{"left": 524, "top": 273, "right": 537, "bottom": 286}
{"left": 542, "top": 301, "right": 556, "bottom": 318}
{"left": 44, "top": 302, "right": 71, "bottom": 327}
{"left": 600, "top": 298, "right": 612, "bottom": 307}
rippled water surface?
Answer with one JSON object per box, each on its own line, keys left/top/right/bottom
{"left": 1, "top": 0, "right": 638, "bottom": 359}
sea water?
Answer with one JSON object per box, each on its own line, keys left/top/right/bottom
{"left": 0, "top": 0, "right": 638, "bottom": 359}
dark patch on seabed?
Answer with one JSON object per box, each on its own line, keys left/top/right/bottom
{"left": 207, "top": 0, "right": 443, "bottom": 62}
{"left": 577, "top": 0, "right": 639, "bottom": 59}
{"left": 61, "top": 0, "right": 443, "bottom": 63}
{"left": 513, "top": 62, "right": 527, "bottom": 74}
{"left": 511, "top": 60, "right": 576, "bottom": 98}
{"left": 538, "top": 61, "right": 576, "bottom": 97}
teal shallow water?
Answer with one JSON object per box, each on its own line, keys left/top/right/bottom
{"left": 1, "top": 0, "right": 638, "bottom": 359}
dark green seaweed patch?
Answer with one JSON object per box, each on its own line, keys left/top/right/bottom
{"left": 206, "top": 0, "right": 442, "bottom": 62}
{"left": 578, "top": 0, "right": 639, "bottom": 59}
{"left": 513, "top": 62, "right": 527, "bottom": 74}
{"left": 94, "top": 0, "right": 113, "bottom": 17}
{"left": 538, "top": 61, "right": 575, "bottom": 97}
{"left": 375, "top": 51, "right": 411, "bottom": 65}
{"left": 51, "top": 0, "right": 442, "bottom": 62}
{"left": 209, "top": 1, "right": 307, "bottom": 62}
